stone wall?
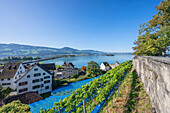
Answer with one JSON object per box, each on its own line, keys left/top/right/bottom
{"left": 133, "top": 56, "right": 170, "bottom": 113}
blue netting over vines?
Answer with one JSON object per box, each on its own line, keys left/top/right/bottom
{"left": 29, "top": 76, "right": 100, "bottom": 113}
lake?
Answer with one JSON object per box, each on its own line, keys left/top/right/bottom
{"left": 41, "top": 53, "right": 133, "bottom": 68}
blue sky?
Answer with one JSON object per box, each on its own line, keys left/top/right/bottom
{"left": 0, "top": 0, "right": 162, "bottom": 52}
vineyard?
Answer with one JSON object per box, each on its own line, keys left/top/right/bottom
{"left": 40, "top": 60, "right": 133, "bottom": 113}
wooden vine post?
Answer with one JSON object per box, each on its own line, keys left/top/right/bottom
{"left": 58, "top": 105, "right": 61, "bottom": 113}
{"left": 83, "top": 99, "right": 87, "bottom": 113}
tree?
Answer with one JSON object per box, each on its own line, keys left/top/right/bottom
{"left": 81, "top": 66, "right": 86, "bottom": 72}
{"left": 133, "top": 0, "right": 170, "bottom": 57}
{"left": 86, "top": 61, "right": 101, "bottom": 77}
{"left": 0, "top": 100, "right": 30, "bottom": 113}
{"left": 72, "top": 74, "right": 78, "bottom": 78}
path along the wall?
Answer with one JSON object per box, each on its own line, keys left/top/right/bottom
{"left": 133, "top": 56, "right": 170, "bottom": 113}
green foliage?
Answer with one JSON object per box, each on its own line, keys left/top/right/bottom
{"left": 56, "top": 65, "right": 62, "bottom": 69}
{"left": 0, "top": 87, "right": 12, "bottom": 98}
{"left": 0, "top": 100, "right": 30, "bottom": 113}
{"left": 41, "top": 60, "right": 133, "bottom": 113}
{"left": 133, "top": 0, "right": 170, "bottom": 56}
{"left": 86, "top": 61, "right": 101, "bottom": 77}
{"left": 40, "top": 93, "right": 51, "bottom": 99}
{"left": 72, "top": 74, "right": 78, "bottom": 78}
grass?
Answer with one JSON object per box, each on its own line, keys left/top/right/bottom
{"left": 100, "top": 70, "right": 152, "bottom": 113}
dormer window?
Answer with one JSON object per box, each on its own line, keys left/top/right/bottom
{"left": 7, "top": 78, "right": 10, "bottom": 81}
{"left": 1, "top": 79, "right": 4, "bottom": 81}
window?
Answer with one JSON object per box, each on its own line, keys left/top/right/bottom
{"left": 20, "top": 67, "right": 22, "bottom": 69}
{"left": 45, "top": 86, "right": 49, "bottom": 89}
{"left": 19, "top": 75, "right": 21, "bottom": 77}
{"left": 19, "top": 81, "right": 27, "bottom": 86}
{"left": 18, "top": 72, "right": 19, "bottom": 74}
{"left": 43, "top": 73, "right": 46, "bottom": 75}
{"left": 7, "top": 83, "right": 11, "bottom": 85}
{"left": 2, "top": 83, "right": 11, "bottom": 86}
{"left": 34, "top": 68, "right": 38, "bottom": 71}
{"left": 15, "top": 77, "right": 17, "bottom": 79}
{"left": 20, "top": 71, "right": 22, "bottom": 73}
{"left": 1, "top": 79, "right": 4, "bottom": 81}
{"left": 44, "top": 76, "right": 50, "bottom": 79}
{"left": 32, "top": 85, "right": 40, "bottom": 89}
{"left": 19, "top": 88, "right": 28, "bottom": 93}
{"left": 7, "top": 78, "right": 10, "bottom": 81}
{"left": 32, "top": 79, "right": 40, "bottom": 83}
{"left": 41, "top": 84, "right": 44, "bottom": 87}
{"left": 44, "top": 80, "right": 50, "bottom": 84}
{"left": 27, "top": 75, "right": 30, "bottom": 78}
{"left": 40, "top": 78, "right": 43, "bottom": 81}
{"left": 34, "top": 73, "right": 41, "bottom": 77}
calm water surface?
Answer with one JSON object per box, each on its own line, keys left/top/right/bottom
{"left": 41, "top": 54, "right": 133, "bottom": 68}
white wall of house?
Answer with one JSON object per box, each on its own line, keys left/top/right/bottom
{"left": 100, "top": 63, "right": 110, "bottom": 71}
{"left": 0, "top": 63, "right": 27, "bottom": 90}
{"left": 16, "top": 65, "right": 52, "bottom": 94}
{"left": 0, "top": 78, "right": 15, "bottom": 89}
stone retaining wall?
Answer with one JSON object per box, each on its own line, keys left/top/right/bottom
{"left": 133, "top": 56, "right": 170, "bottom": 113}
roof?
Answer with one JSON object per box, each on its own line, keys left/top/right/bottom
{"left": 110, "top": 61, "right": 120, "bottom": 69}
{"left": 38, "top": 63, "right": 56, "bottom": 71}
{"left": 4, "top": 91, "right": 43, "bottom": 104}
{"left": 62, "top": 62, "right": 74, "bottom": 68}
{"left": 0, "top": 62, "right": 21, "bottom": 79}
{"left": 102, "top": 62, "right": 110, "bottom": 66}
{"left": 115, "top": 61, "right": 119, "bottom": 65}
{"left": 15, "top": 63, "right": 56, "bottom": 83}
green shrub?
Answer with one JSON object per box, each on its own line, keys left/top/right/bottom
{"left": 72, "top": 74, "right": 78, "bottom": 78}
{"left": 0, "top": 100, "right": 30, "bottom": 113}
{"left": 0, "top": 87, "right": 12, "bottom": 98}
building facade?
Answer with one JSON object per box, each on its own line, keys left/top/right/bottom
{"left": 61, "top": 62, "right": 78, "bottom": 79}
{"left": 0, "top": 62, "right": 56, "bottom": 95}
{"left": 100, "top": 62, "right": 111, "bottom": 71}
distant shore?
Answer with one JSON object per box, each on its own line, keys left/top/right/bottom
{"left": 0, "top": 54, "right": 106, "bottom": 64}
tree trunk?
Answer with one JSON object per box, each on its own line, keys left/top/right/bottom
{"left": 162, "top": 49, "right": 166, "bottom": 57}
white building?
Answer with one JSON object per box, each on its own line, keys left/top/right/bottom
{"left": 0, "top": 62, "right": 27, "bottom": 90}
{"left": 100, "top": 62, "right": 111, "bottom": 71}
{"left": 0, "top": 62, "right": 56, "bottom": 95}
{"left": 110, "top": 61, "right": 119, "bottom": 69}
{"left": 60, "top": 62, "right": 78, "bottom": 79}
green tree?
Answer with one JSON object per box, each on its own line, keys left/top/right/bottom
{"left": 0, "top": 100, "right": 30, "bottom": 113}
{"left": 72, "top": 74, "right": 78, "bottom": 78}
{"left": 133, "top": 0, "right": 170, "bottom": 56}
{"left": 86, "top": 61, "right": 101, "bottom": 77}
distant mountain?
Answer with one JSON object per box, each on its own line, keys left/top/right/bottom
{"left": 0, "top": 43, "right": 105, "bottom": 58}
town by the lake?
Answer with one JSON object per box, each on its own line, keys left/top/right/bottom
{"left": 0, "top": 0, "right": 169, "bottom": 113}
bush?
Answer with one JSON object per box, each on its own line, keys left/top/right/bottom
{"left": 0, "top": 100, "right": 30, "bottom": 113}
{"left": 0, "top": 87, "right": 12, "bottom": 98}
{"left": 72, "top": 74, "right": 78, "bottom": 78}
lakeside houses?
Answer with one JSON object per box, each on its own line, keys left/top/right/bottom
{"left": 0, "top": 62, "right": 56, "bottom": 95}
{"left": 109, "top": 61, "right": 120, "bottom": 69}
{"left": 56, "top": 62, "right": 78, "bottom": 79}
{"left": 100, "top": 62, "right": 111, "bottom": 71}
{"left": 100, "top": 61, "right": 120, "bottom": 71}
